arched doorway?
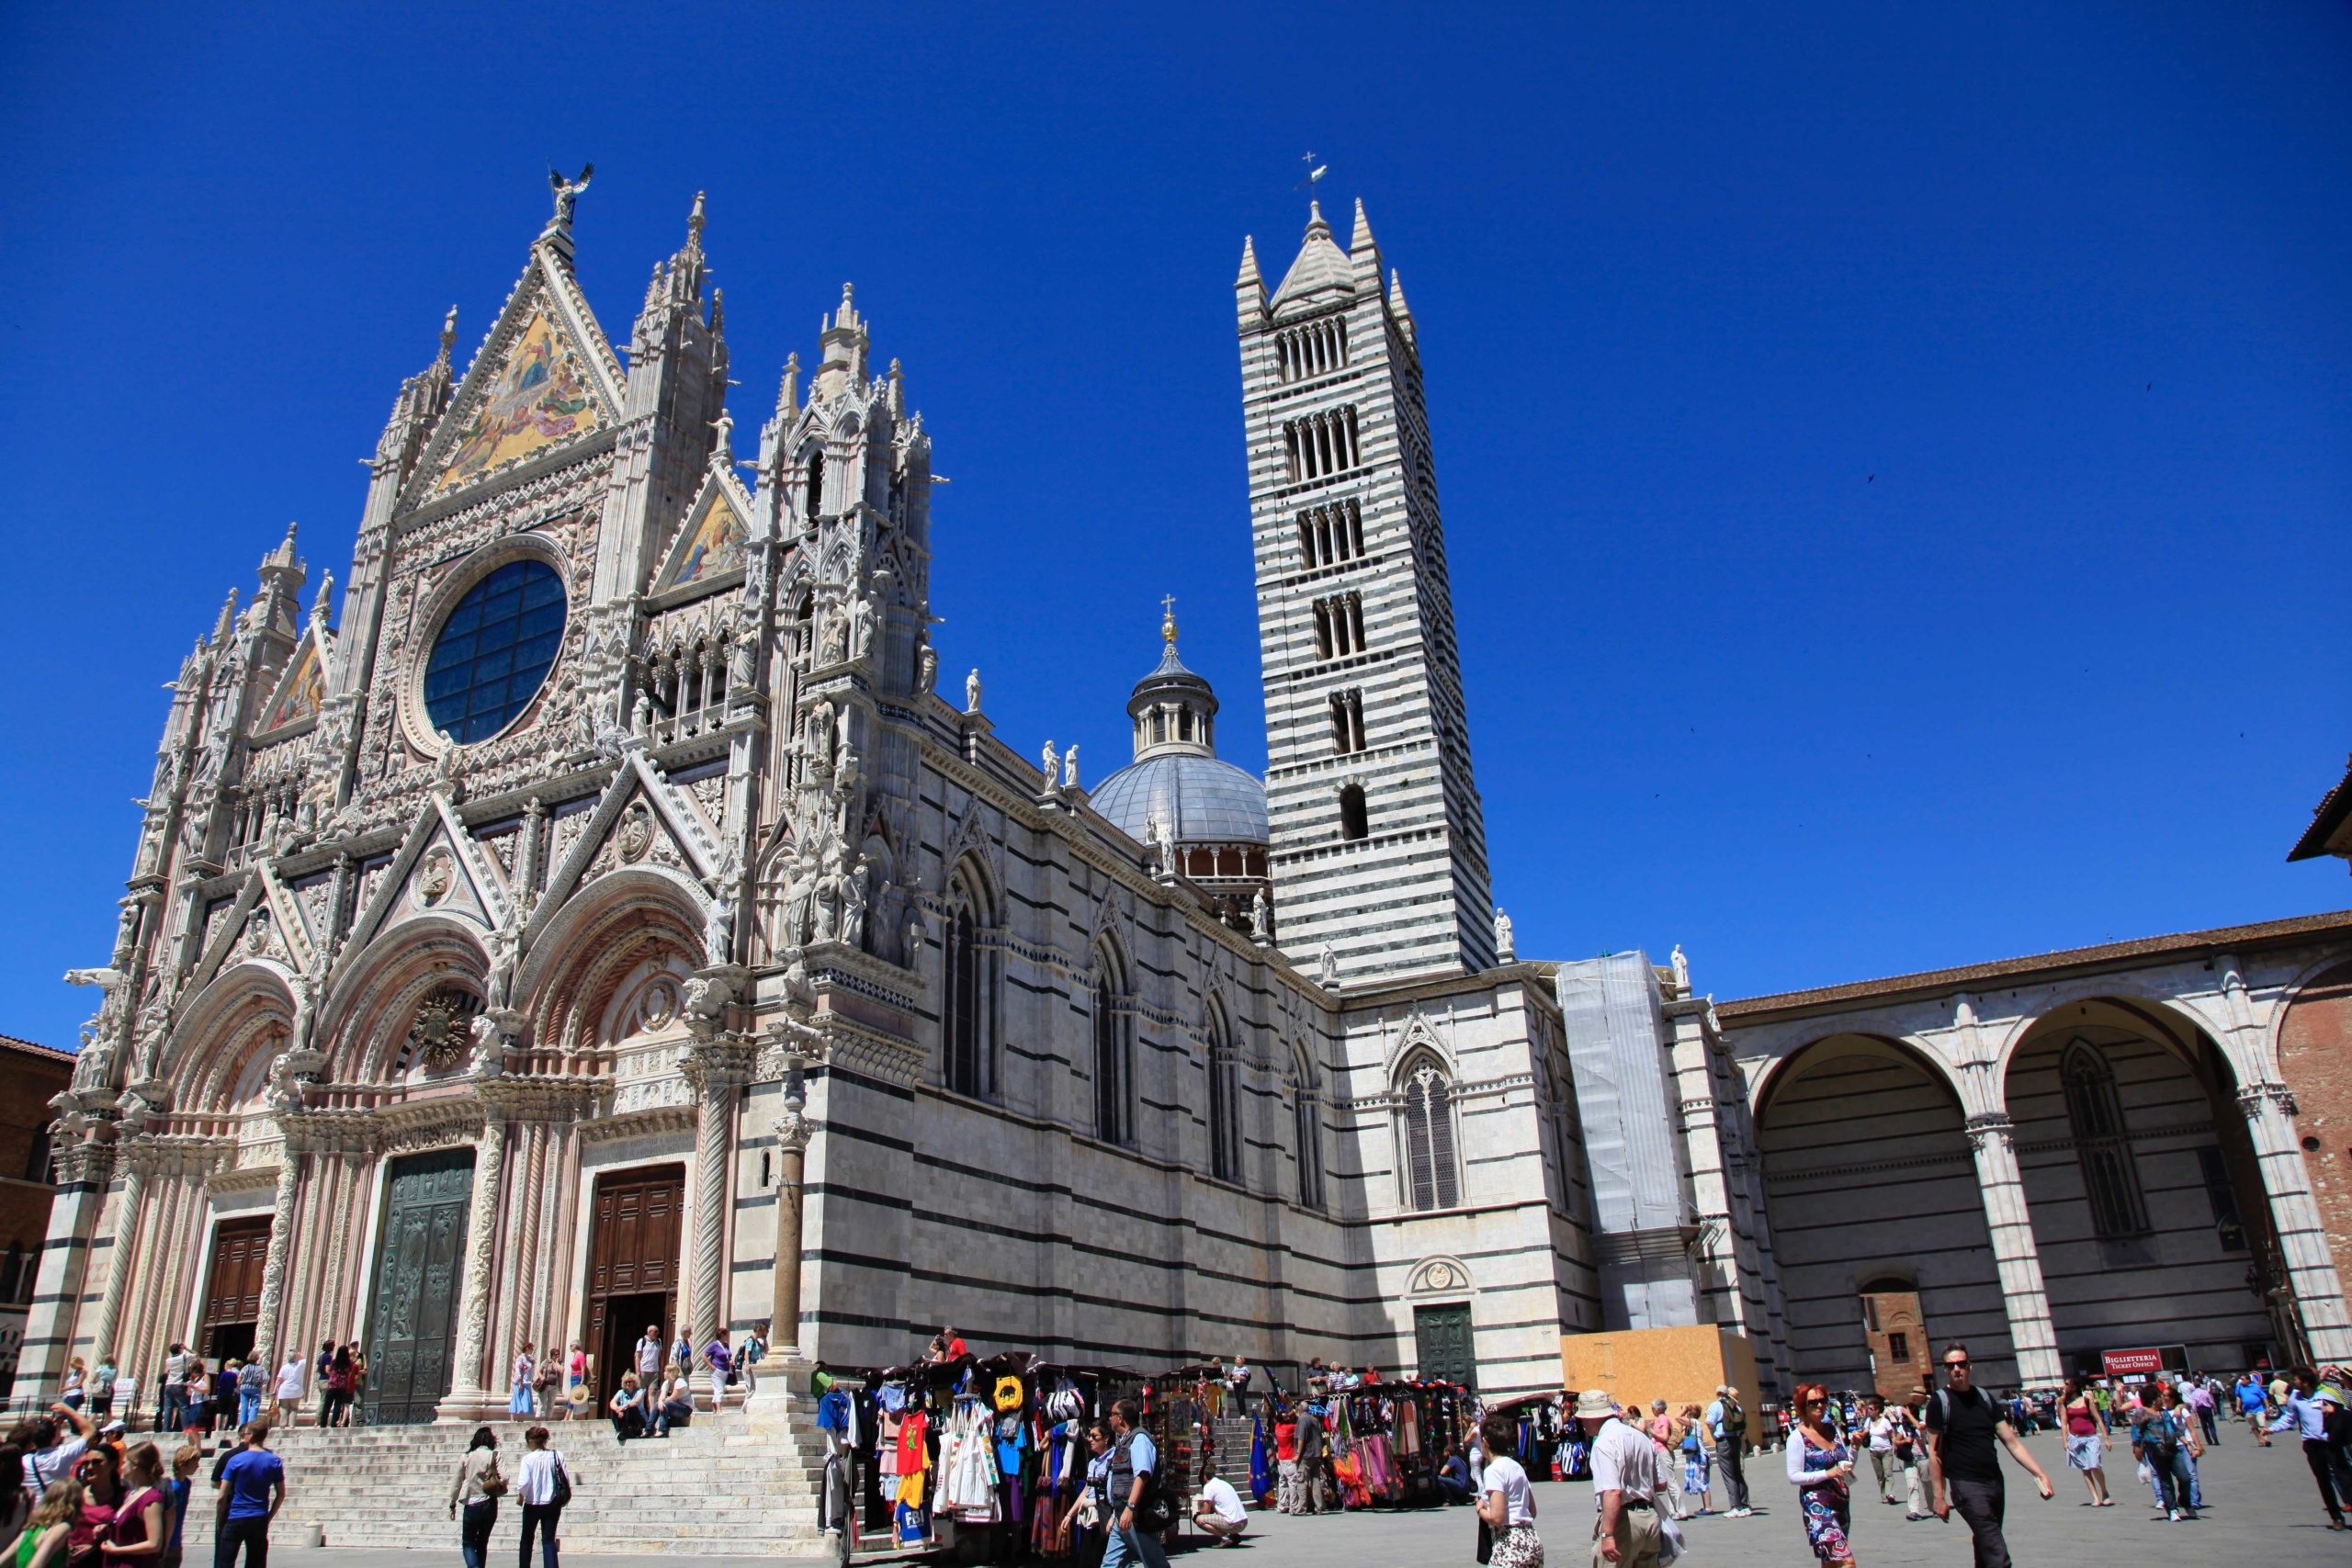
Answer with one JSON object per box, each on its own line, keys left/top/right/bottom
{"left": 2005, "top": 998, "right": 2282, "bottom": 1373}
{"left": 1755, "top": 1034, "right": 2011, "bottom": 1389}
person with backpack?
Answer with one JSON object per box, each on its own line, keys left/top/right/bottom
{"left": 700, "top": 1332, "right": 733, "bottom": 1414}
{"left": 87, "top": 1365, "right": 116, "bottom": 1428}
{"left": 2129, "top": 1382, "right": 2199, "bottom": 1521}
{"left": 1705, "top": 1383, "right": 1751, "bottom": 1517}
{"left": 232, "top": 1363, "right": 264, "bottom": 1434}
{"left": 513, "top": 1427, "right": 570, "bottom": 1568}
{"left": 448, "top": 1427, "right": 503, "bottom": 1568}
{"left": 1102, "top": 1399, "right": 1170, "bottom": 1568}
{"left": 1924, "top": 1343, "right": 2052, "bottom": 1568}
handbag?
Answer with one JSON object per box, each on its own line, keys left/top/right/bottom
{"left": 479, "top": 1453, "right": 506, "bottom": 1499}
{"left": 1657, "top": 1512, "right": 1687, "bottom": 1565}
{"left": 548, "top": 1457, "right": 573, "bottom": 1510}
{"left": 1475, "top": 1517, "right": 1493, "bottom": 1564}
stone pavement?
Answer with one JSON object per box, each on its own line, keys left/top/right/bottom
{"left": 237, "top": 1430, "right": 2349, "bottom": 1568}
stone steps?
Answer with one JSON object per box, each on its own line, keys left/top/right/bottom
{"left": 179, "top": 1409, "right": 831, "bottom": 1556}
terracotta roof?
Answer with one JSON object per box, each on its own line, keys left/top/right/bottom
{"left": 1717, "top": 908, "right": 2352, "bottom": 1022}
{"left": 0, "top": 1032, "right": 73, "bottom": 1064}
{"left": 2290, "top": 756, "right": 2352, "bottom": 861}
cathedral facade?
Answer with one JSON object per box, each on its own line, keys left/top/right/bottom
{"left": 28, "top": 180, "right": 2352, "bottom": 1422}
{"left": 25, "top": 186, "right": 1770, "bottom": 1420}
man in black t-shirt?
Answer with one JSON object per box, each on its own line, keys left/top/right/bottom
{"left": 1924, "top": 1343, "right": 2053, "bottom": 1568}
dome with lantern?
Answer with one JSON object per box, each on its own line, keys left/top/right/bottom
{"left": 1090, "top": 607, "right": 1272, "bottom": 936}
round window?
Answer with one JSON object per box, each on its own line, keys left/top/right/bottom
{"left": 423, "top": 559, "right": 567, "bottom": 743}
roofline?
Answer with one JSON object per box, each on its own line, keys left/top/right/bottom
{"left": 0, "top": 1032, "right": 75, "bottom": 1065}
{"left": 1716, "top": 908, "right": 2352, "bottom": 1024}
{"left": 2290, "top": 760, "right": 2352, "bottom": 861}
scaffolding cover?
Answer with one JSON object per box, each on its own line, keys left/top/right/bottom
{"left": 1556, "top": 951, "right": 1684, "bottom": 1236}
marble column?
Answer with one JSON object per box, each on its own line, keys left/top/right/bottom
{"left": 435, "top": 1116, "right": 508, "bottom": 1421}
{"left": 250, "top": 1145, "right": 302, "bottom": 1373}
{"left": 89, "top": 1156, "right": 147, "bottom": 1366}
{"left": 12, "top": 1140, "right": 112, "bottom": 1416}
{"left": 683, "top": 1048, "right": 747, "bottom": 1400}
{"left": 2240, "top": 1082, "right": 2352, "bottom": 1361}
{"left": 1963, "top": 1112, "right": 2064, "bottom": 1387}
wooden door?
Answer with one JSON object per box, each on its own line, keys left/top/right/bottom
{"left": 198, "top": 1218, "right": 270, "bottom": 1361}
{"left": 584, "top": 1165, "right": 684, "bottom": 1403}
{"left": 362, "top": 1147, "right": 475, "bottom": 1425}
{"left": 1414, "top": 1303, "right": 1477, "bottom": 1390}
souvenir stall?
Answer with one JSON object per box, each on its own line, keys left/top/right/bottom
{"left": 847, "top": 1355, "right": 1160, "bottom": 1563}
{"left": 1338, "top": 1380, "right": 1483, "bottom": 1505}
{"left": 1483, "top": 1393, "right": 1566, "bottom": 1485}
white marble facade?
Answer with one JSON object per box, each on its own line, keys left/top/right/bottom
{"left": 22, "top": 188, "right": 1689, "bottom": 1416}
{"left": 36, "top": 182, "right": 2343, "bottom": 1423}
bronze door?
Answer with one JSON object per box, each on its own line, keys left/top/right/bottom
{"left": 198, "top": 1217, "right": 271, "bottom": 1364}
{"left": 1414, "top": 1303, "right": 1477, "bottom": 1390}
{"left": 584, "top": 1165, "right": 684, "bottom": 1404}
{"left": 362, "top": 1147, "right": 475, "bottom": 1425}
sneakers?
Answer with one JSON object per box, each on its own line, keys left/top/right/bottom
{"left": 1728, "top": 1507, "right": 1751, "bottom": 1517}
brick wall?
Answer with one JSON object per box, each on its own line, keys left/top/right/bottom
{"left": 2283, "top": 962, "right": 2352, "bottom": 1283}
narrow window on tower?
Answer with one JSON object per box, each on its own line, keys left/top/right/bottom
{"left": 1338, "top": 783, "right": 1369, "bottom": 841}
{"left": 1347, "top": 593, "right": 1365, "bottom": 653}
{"left": 1346, "top": 498, "right": 1364, "bottom": 557}
{"left": 804, "top": 448, "right": 826, "bottom": 521}
{"left": 1330, "top": 690, "right": 1365, "bottom": 755}
{"left": 1298, "top": 515, "right": 1317, "bottom": 568}
{"left": 1312, "top": 601, "right": 1333, "bottom": 660}
{"left": 1284, "top": 424, "right": 1302, "bottom": 483}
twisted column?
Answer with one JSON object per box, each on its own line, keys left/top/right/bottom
{"left": 1963, "top": 1113, "right": 2064, "bottom": 1387}
{"left": 436, "top": 1115, "right": 508, "bottom": 1420}
{"left": 250, "top": 1146, "right": 301, "bottom": 1374}
{"left": 89, "top": 1158, "right": 146, "bottom": 1366}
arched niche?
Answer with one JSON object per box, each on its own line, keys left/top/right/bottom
{"left": 1752, "top": 1032, "right": 2011, "bottom": 1391}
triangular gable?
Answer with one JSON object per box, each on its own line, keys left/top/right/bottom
{"left": 257, "top": 864, "right": 322, "bottom": 977}
{"left": 412, "top": 244, "right": 625, "bottom": 506}
{"left": 256, "top": 634, "right": 326, "bottom": 734}
{"left": 336, "top": 792, "right": 515, "bottom": 964}
{"left": 528, "top": 747, "right": 722, "bottom": 946}
{"left": 654, "top": 468, "right": 753, "bottom": 593}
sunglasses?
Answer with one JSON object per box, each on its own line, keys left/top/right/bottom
{"left": 1944, "top": 1359, "right": 1970, "bottom": 1370}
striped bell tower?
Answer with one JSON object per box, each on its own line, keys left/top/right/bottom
{"left": 1237, "top": 199, "right": 1496, "bottom": 984}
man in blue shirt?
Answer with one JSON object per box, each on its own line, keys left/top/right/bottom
{"left": 2238, "top": 1371, "right": 2274, "bottom": 1446}
{"left": 1103, "top": 1399, "right": 1170, "bottom": 1568}
{"left": 214, "top": 1422, "right": 285, "bottom": 1568}
{"left": 2268, "top": 1368, "right": 2345, "bottom": 1528}
{"left": 1703, "top": 1384, "right": 1751, "bottom": 1517}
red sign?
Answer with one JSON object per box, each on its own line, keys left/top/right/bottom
{"left": 2101, "top": 1348, "right": 2165, "bottom": 1376}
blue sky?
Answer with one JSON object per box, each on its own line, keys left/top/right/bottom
{"left": 5, "top": 3, "right": 2350, "bottom": 1050}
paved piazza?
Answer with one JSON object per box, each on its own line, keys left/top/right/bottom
{"left": 243, "top": 1430, "right": 2345, "bottom": 1568}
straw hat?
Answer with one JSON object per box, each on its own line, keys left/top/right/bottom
{"left": 1572, "top": 1388, "right": 1617, "bottom": 1420}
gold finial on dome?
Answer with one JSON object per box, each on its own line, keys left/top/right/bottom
{"left": 1161, "top": 594, "right": 1178, "bottom": 646}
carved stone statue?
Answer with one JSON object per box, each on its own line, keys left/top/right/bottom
{"left": 965, "top": 668, "right": 982, "bottom": 714}
{"left": 729, "top": 635, "right": 757, "bottom": 689}
{"left": 917, "top": 644, "right": 938, "bottom": 695}
{"left": 1156, "top": 815, "right": 1178, "bottom": 872}
{"left": 807, "top": 701, "right": 835, "bottom": 775}
{"left": 904, "top": 916, "right": 926, "bottom": 964}
{"left": 1495, "top": 907, "right": 1516, "bottom": 963}
{"left": 1318, "top": 944, "right": 1339, "bottom": 988}
{"left": 1040, "top": 740, "right": 1058, "bottom": 788}
{"left": 841, "top": 857, "right": 871, "bottom": 950}
{"left": 484, "top": 926, "right": 522, "bottom": 1011}
{"left": 683, "top": 971, "right": 733, "bottom": 1032}
{"left": 820, "top": 607, "right": 850, "bottom": 665}
{"left": 467, "top": 1012, "right": 506, "bottom": 1077}
{"left": 1062, "top": 745, "right": 1080, "bottom": 790}
{"left": 1250, "top": 888, "right": 1270, "bottom": 942}
{"left": 1670, "top": 943, "right": 1690, "bottom": 993}
{"left": 848, "top": 591, "right": 876, "bottom": 661}
{"left": 548, "top": 163, "right": 594, "bottom": 228}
